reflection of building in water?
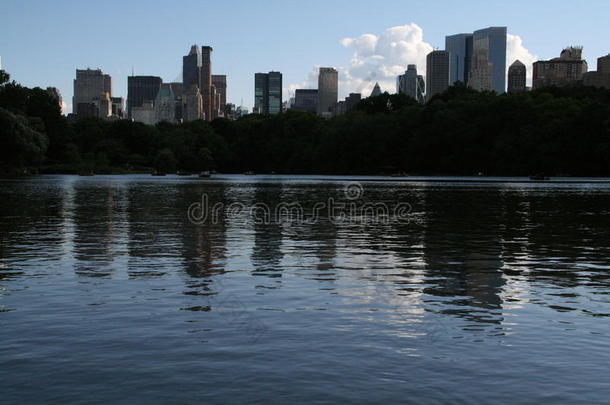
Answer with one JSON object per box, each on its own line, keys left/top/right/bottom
{"left": 421, "top": 187, "right": 506, "bottom": 326}
{"left": 179, "top": 184, "right": 227, "bottom": 279}
{"left": 250, "top": 184, "right": 284, "bottom": 277}
{"left": 73, "top": 182, "right": 128, "bottom": 277}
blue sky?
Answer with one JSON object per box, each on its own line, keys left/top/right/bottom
{"left": 2, "top": 0, "right": 609, "bottom": 113}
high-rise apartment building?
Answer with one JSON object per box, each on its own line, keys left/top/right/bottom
{"left": 469, "top": 27, "right": 507, "bottom": 93}
{"left": 73, "top": 68, "right": 112, "bottom": 117}
{"left": 127, "top": 76, "right": 162, "bottom": 119}
{"left": 200, "top": 46, "right": 213, "bottom": 121}
{"left": 183, "top": 45, "right": 201, "bottom": 89}
{"left": 397, "top": 65, "right": 425, "bottom": 103}
{"left": 426, "top": 51, "right": 450, "bottom": 101}
{"left": 533, "top": 47, "right": 588, "bottom": 89}
{"left": 507, "top": 60, "right": 527, "bottom": 93}
{"left": 583, "top": 54, "right": 610, "bottom": 89}
{"left": 254, "top": 71, "right": 282, "bottom": 115}
{"left": 212, "top": 75, "right": 227, "bottom": 118}
{"left": 317, "top": 67, "right": 338, "bottom": 117}
{"left": 445, "top": 33, "right": 473, "bottom": 85}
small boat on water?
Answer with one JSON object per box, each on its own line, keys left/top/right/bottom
{"left": 529, "top": 174, "right": 550, "bottom": 181}
{"left": 151, "top": 170, "right": 166, "bottom": 176}
{"left": 244, "top": 171, "right": 255, "bottom": 175}
{"left": 390, "top": 172, "right": 408, "bottom": 178}
{"left": 199, "top": 171, "right": 211, "bottom": 178}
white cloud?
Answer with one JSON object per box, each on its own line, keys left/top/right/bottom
{"left": 289, "top": 25, "right": 538, "bottom": 98}
{"left": 507, "top": 34, "right": 538, "bottom": 86}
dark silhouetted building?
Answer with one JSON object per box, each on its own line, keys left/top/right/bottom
{"left": 292, "top": 89, "right": 318, "bottom": 112}
{"left": 200, "top": 46, "right": 213, "bottom": 120}
{"left": 583, "top": 54, "right": 610, "bottom": 89}
{"left": 507, "top": 60, "right": 527, "bottom": 93}
{"left": 127, "top": 75, "right": 162, "bottom": 119}
{"left": 254, "top": 71, "right": 282, "bottom": 115}
{"left": 183, "top": 45, "right": 201, "bottom": 90}
{"left": 370, "top": 82, "right": 382, "bottom": 97}
{"left": 426, "top": 50, "right": 450, "bottom": 101}
{"left": 317, "top": 67, "right": 338, "bottom": 117}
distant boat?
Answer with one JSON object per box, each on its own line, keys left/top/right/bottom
{"left": 199, "top": 171, "right": 211, "bottom": 178}
{"left": 244, "top": 171, "right": 255, "bottom": 175}
{"left": 529, "top": 174, "right": 550, "bottom": 181}
{"left": 390, "top": 172, "right": 408, "bottom": 177}
{"left": 152, "top": 170, "right": 166, "bottom": 176}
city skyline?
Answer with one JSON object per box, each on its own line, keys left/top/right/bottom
{"left": 2, "top": 0, "right": 610, "bottom": 112}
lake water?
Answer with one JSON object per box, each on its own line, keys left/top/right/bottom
{"left": 1, "top": 175, "right": 610, "bottom": 403}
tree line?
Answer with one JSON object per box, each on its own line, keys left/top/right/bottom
{"left": 2, "top": 69, "right": 610, "bottom": 176}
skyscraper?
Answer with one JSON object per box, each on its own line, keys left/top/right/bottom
{"left": 317, "top": 67, "right": 338, "bottom": 117}
{"left": 426, "top": 51, "right": 450, "bottom": 101}
{"left": 445, "top": 33, "right": 473, "bottom": 85}
{"left": 254, "top": 71, "right": 282, "bottom": 115}
{"left": 183, "top": 45, "right": 201, "bottom": 90}
{"left": 397, "top": 65, "right": 425, "bottom": 103}
{"left": 507, "top": 60, "right": 527, "bottom": 93}
{"left": 127, "top": 76, "right": 162, "bottom": 119}
{"left": 200, "top": 46, "right": 213, "bottom": 121}
{"left": 469, "top": 27, "right": 507, "bottom": 93}
{"left": 212, "top": 75, "right": 227, "bottom": 118}
{"left": 73, "top": 68, "right": 112, "bottom": 116}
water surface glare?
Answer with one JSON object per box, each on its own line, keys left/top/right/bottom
{"left": 1, "top": 174, "right": 610, "bottom": 403}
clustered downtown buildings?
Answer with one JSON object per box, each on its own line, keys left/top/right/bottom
{"left": 70, "top": 32, "right": 610, "bottom": 122}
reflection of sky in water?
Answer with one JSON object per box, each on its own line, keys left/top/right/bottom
{"left": 1, "top": 175, "right": 610, "bottom": 402}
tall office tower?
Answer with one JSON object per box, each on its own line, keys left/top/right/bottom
{"left": 583, "top": 54, "right": 610, "bottom": 89}
{"left": 212, "top": 75, "right": 227, "bottom": 117}
{"left": 445, "top": 33, "right": 473, "bottom": 85}
{"left": 73, "top": 68, "right": 112, "bottom": 116}
{"left": 426, "top": 51, "right": 450, "bottom": 101}
{"left": 534, "top": 47, "right": 588, "bottom": 89}
{"left": 254, "top": 71, "right": 283, "bottom": 114}
{"left": 292, "top": 89, "right": 318, "bottom": 112}
{"left": 267, "top": 71, "right": 282, "bottom": 114}
{"left": 469, "top": 27, "right": 507, "bottom": 93}
{"left": 317, "top": 67, "right": 338, "bottom": 117}
{"left": 200, "top": 46, "right": 213, "bottom": 121}
{"left": 183, "top": 45, "right": 201, "bottom": 89}
{"left": 154, "top": 83, "right": 176, "bottom": 124}
{"left": 254, "top": 73, "right": 268, "bottom": 114}
{"left": 183, "top": 85, "right": 203, "bottom": 121}
{"left": 507, "top": 60, "right": 527, "bottom": 93}
{"left": 397, "top": 65, "right": 425, "bottom": 103}
{"left": 127, "top": 76, "right": 162, "bottom": 119}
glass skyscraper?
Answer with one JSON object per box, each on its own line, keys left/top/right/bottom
{"left": 469, "top": 27, "right": 507, "bottom": 93}
{"left": 445, "top": 33, "right": 473, "bottom": 85}
{"left": 254, "top": 71, "right": 282, "bottom": 115}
